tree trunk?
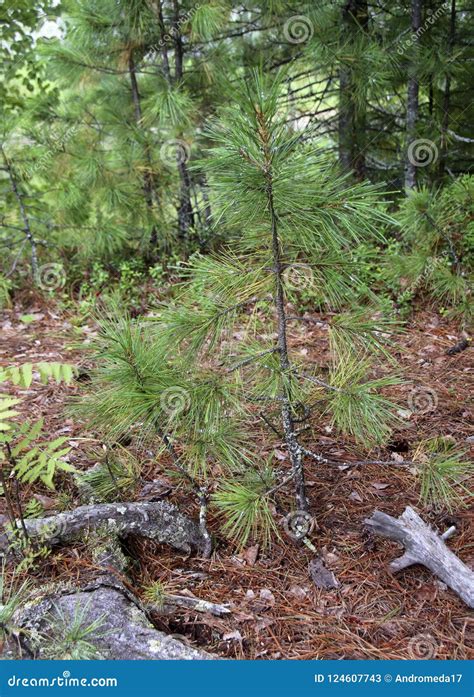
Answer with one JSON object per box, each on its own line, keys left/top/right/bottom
{"left": 177, "top": 159, "right": 195, "bottom": 241}
{"left": 172, "top": 0, "right": 194, "bottom": 241}
{"left": 404, "top": 0, "right": 422, "bottom": 191}
{"left": 438, "top": 0, "right": 456, "bottom": 179}
{"left": 128, "top": 52, "right": 160, "bottom": 249}
{"left": 151, "top": 0, "right": 194, "bottom": 241}
{"left": 1, "top": 146, "right": 39, "bottom": 282}
{"left": 338, "top": 0, "right": 368, "bottom": 180}
{"left": 0, "top": 501, "right": 207, "bottom": 555}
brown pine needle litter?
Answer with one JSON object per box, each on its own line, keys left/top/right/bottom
{"left": 1, "top": 306, "right": 472, "bottom": 660}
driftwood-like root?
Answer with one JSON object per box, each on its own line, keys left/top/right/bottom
{"left": 0, "top": 501, "right": 207, "bottom": 555}
{"left": 365, "top": 506, "right": 474, "bottom": 608}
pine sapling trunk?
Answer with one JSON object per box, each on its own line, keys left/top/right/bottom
{"left": 256, "top": 108, "right": 308, "bottom": 512}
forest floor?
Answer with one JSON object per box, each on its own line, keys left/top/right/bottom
{"left": 1, "top": 299, "right": 473, "bottom": 660}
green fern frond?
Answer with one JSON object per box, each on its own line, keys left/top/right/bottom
{"left": 8, "top": 422, "right": 74, "bottom": 490}
{"left": 0, "top": 395, "right": 21, "bottom": 431}
{"left": 0, "top": 362, "right": 77, "bottom": 388}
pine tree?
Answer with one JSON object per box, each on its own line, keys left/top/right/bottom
{"left": 29, "top": 0, "right": 234, "bottom": 264}
{"left": 388, "top": 175, "right": 473, "bottom": 321}
{"left": 80, "top": 72, "right": 401, "bottom": 548}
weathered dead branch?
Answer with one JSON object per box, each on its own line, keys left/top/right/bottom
{"left": 0, "top": 501, "right": 207, "bottom": 555}
{"left": 365, "top": 506, "right": 474, "bottom": 608}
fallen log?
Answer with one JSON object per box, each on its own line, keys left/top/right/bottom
{"left": 0, "top": 501, "right": 207, "bottom": 555}
{"left": 7, "top": 576, "right": 215, "bottom": 660}
{"left": 364, "top": 506, "right": 474, "bottom": 608}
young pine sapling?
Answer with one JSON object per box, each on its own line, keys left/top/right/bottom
{"left": 80, "top": 73, "right": 403, "bottom": 549}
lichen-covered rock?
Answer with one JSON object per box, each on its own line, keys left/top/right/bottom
{"left": 11, "top": 577, "right": 215, "bottom": 660}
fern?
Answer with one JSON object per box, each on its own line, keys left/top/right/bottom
{"left": 0, "top": 362, "right": 77, "bottom": 488}
{"left": 0, "top": 395, "right": 21, "bottom": 431}
{"left": 1, "top": 420, "right": 74, "bottom": 489}
{"left": 0, "top": 362, "right": 77, "bottom": 388}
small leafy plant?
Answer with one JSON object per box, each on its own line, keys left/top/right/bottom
{"left": 142, "top": 580, "right": 169, "bottom": 610}
{"left": 0, "top": 362, "right": 77, "bottom": 557}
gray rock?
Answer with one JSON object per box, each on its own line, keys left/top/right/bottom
{"left": 12, "top": 576, "right": 215, "bottom": 660}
